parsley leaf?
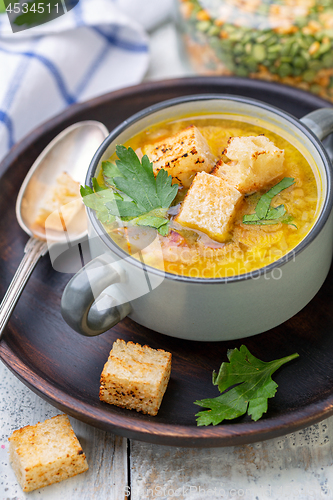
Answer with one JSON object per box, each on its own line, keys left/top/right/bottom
{"left": 155, "top": 168, "right": 180, "bottom": 208}
{"left": 113, "top": 146, "right": 178, "bottom": 212}
{"left": 81, "top": 146, "right": 179, "bottom": 235}
{"left": 194, "top": 345, "right": 299, "bottom": 426}
{"left": 102, "top": 160, "right": 123, "bottom": 188}
{"left": 80, "top": 180, "right": 120, "bottom": 224}
{"left": 243, "top": 177, "right": 296, "bottom": 226}
{"left": 130, "top": 208, "right": 170, "bottom": 233}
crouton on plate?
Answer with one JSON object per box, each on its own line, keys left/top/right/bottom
{"left": 8, "top": 414, "right": 88, "bottom": 493}
{"left": 142, "top": 125, "right": 215, "bottom": 188}
{"left": 212, "top": 135, "right": 285, "bottom": 193}
{"left": 100, "top": 339, "right": 172, "bottom": 416}
{"left": 175, "top": 171, "right": 243, "bottom": 243}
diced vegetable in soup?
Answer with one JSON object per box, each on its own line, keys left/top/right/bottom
{"left": 82, "top": 115, "right": 319, "bottom": 278}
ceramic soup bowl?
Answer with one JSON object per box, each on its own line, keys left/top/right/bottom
{"left": 61, "top": 95, "right": 333, "bottom": 341}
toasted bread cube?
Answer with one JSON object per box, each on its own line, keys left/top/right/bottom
{"left": 142, "top": 125, "right": 215, "bottom": 188}
{"left": 212, "top": 135, "right": 285, "bottom": 193}
{"left": 99, "top": 339, "right": 172, "bottom": 416}
{"left": 8, "top": 414, "right": 88, "bottom": 493}
{"left": 55, "top": 171, "right": 81, "bottom": 204}
{"left": 34, "top": 172, "right": 83, "bottom": 233}
{"left": 175, "top": 171, "right": 243, "bottom": 242}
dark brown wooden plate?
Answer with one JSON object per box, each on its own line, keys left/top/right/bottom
{"left": 1, "top": 77, "right": 333, "bottom": 448}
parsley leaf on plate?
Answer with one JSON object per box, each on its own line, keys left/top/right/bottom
{"left": 243, "top": 177, "right": 296, "bottom": 227}
{"left": 194, "top": 345, "right": 299, "bottom": 426}
{"left": 81, "top": 146, "right": 179, "bottom": 235}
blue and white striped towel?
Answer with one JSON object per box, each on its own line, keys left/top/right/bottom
{"left": 0, "top": 0, "right": 172, "bottom": 162}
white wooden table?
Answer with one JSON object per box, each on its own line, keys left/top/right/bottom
{"left": 2, "top": 20, "right": 333, "bottom": 500}
{"left": 2, "top": 361, "right": 333, "bottom": 500}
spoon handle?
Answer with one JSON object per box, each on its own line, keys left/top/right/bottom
{"left": 0, "top": 237, "right": 48, "bottom": 339}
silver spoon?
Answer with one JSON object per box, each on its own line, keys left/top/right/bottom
{"left": 0, "top": 121, "right": 109, "bottom": 339}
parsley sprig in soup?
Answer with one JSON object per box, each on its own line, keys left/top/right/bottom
{"left": 81, "top": 115, "right": 318, "bottom": 279}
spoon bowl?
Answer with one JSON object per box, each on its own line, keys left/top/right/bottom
{"left": 17, "top": 121, "right": 108, "bottom": 242}
{"left": 0, "top": 121, "right": 109, "bottom": 339}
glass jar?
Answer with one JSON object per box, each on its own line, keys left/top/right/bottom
{"left": 175, "top": 0, "right": 333, "bottom": 102}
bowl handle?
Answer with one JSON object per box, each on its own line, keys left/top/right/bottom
{"left": 300, "top": 108, "right": 333, "bottom": 141}
{"left": 61, "top": 255, "right": 131, "bottom": 336}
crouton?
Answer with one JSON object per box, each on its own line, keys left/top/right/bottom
{"left": 8, "top": 414, "right": 88, "bottom": 493}
{"left": 99, "top": 339, "right": 172, "bottom": 416}
{"left": 34, "top": 172, "right": 83, "bottom": 233}
{"left": 175, "top": 171, "right": 243, "bottom": 242}
{"left": 142, "top": 125, "right": 215, "bottom": 188}
{"left": 212, "top": 135, "right": 285, "bottom": 193}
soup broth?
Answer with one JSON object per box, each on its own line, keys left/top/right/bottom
{"left": 98, "top": 115, "right": 320, "bottom": 278}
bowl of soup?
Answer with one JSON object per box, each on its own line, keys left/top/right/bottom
{"left": 61, "top": 94, "right": 333, "bottom": 341}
